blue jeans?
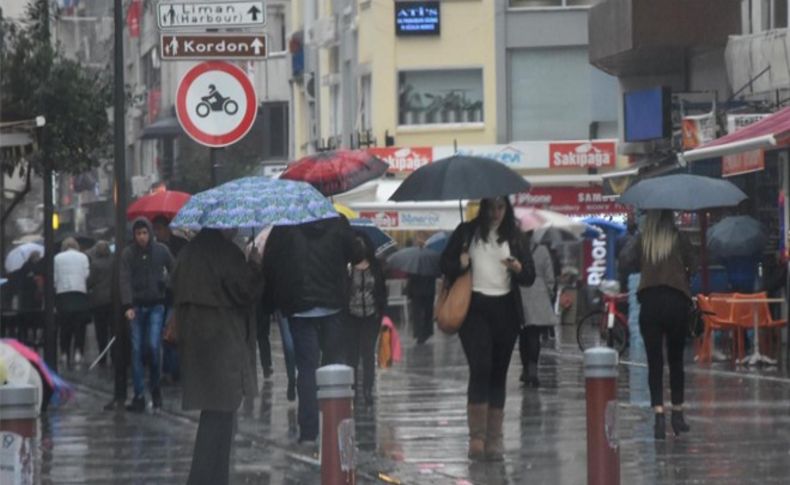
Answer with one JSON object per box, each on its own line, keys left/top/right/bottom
{"left": 131, "top": 304, "right": 165, "bottom": 397}
{"left": 289, "top": 312, "right": 345, "bottom": 441}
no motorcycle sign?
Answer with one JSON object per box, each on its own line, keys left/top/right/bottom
{"left": 175, "top": 61, "right": 258, "bottom": 147}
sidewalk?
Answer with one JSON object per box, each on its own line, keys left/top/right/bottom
{"left": 50, "top": 323, "right": 790, "bottom": 484}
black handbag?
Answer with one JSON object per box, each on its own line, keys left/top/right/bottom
{"left": 688, "top": 302, "right": 713, "bottom": 338}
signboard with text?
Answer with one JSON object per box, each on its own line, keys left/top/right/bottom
{"left": 394, "top": 1, "right": 440, "bottom": 36}
{"left": 722, "top": 149, "right": 765, "bottom": 177}
{"left": 367, "top": 140, "right": 618, "bottom": 173}
{"left": 513, "top": 186, "right": 624, "bottom": 215}
{"left": 158, "top": 1, "right": 266, "bottom": 30}
{"left": 161, "top": 33, "right": 267, "bottom": 60}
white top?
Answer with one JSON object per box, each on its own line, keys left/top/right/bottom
{"left": 54, "top": 249, "right": 90, "bottom": 294}
{"left": 469, "top": 230, "right": 511, "bottom": 296}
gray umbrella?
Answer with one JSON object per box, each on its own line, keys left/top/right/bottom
{"left": 618, "top": 174, "right": 747, "bottom": 210}
{"left": 707, "top": 215, "right": 767, "bottom": 259}
{"left": 387, "top": 247, "right": 441, "bottom": 276}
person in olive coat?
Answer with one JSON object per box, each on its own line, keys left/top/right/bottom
{"left": 171, "top": 228, "right": 265, "bottom": 485}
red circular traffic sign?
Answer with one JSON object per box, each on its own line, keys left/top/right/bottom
{"left": 176, "top": 61, "right": 257, "bottom": 147}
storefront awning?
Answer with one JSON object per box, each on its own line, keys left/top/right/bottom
{"left": 140, "top": 117, "right": 183, "bottom": 139}
{"left": 681, "top": 106, "right": 790, "bottom": 163}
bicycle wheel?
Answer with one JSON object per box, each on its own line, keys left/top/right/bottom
{"left": 577, "top": 310, "right": 607, "bottom": 352}
{"left": 609, "top": 315, "right": 628, "bottom": 355}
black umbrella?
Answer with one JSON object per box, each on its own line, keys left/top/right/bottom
{"left": 389, "top": 155, "right": 531, "bottom": 202}
{"left": 386, "top": 247, "right": 441, "bottom": 276}
{"left": 707, "top": 215, "right": 767, "bottom": 259}
{"left": 618, "top": 174, "right": 747, "bottom": 211}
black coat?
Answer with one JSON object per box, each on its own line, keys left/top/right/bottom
{"left": 440, "top": 220, "right": 536, "bottom": 327}
{"left": 263, "top": 217, "right": 357, "bottom": 316}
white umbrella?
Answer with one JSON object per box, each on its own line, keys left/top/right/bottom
{"left": 4, "top": 242, "right": 44, "bottom": 273}
{"left": 514, "top": 207, "right": 588, "bottom": 236}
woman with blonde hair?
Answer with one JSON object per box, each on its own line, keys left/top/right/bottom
{"left": 628, "top": 209, "right": 696, "bottom": 439}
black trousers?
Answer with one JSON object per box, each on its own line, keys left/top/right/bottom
{"left": 519, "top": 326, "right": 544, "bottom": 369}
{"left": 345, "top": 313, "right": 380, "bottom": 394}
{"left": 410, "top": 294, "right": 435, "bottom": 340}
{"left": 638, "top": 286, "right": 690, "bottom": 407}
{"left": 187, "top": 410, "right": 235, "bottom": 485}
{"left": 458, "top": 292, "right": 520, "bottom": 409}
{"left": 256, "top": 305, "right": 272, "bottom": 372}
{"left": 93, "top": 304, "right": 112, "bottom": 364}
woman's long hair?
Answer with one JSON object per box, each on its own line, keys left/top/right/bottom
{"left": 476, "top": 197, "right": 518, "bottom": 244}
{"left": 641, "top": 210, "right": 678, "bottom": 265}
{"left": 352, "top": 231, "right": 381, "bottom": 272}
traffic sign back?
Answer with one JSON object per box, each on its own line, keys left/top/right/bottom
{"left": 158, "top": 1, "right": 266, "bottom": 30}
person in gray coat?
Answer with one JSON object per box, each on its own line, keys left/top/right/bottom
{"left": 171, "top": 228, "right": 265, "bottom": 485}
{"left": 87, "top": 241, "right": 114, "bottom": 366}
{"left": 518, "top": 233, "right": 558, "bottom": 387}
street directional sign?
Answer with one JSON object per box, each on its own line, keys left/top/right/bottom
{"left": 161, "top": 34, "right": 267, "bottom": 60}
{"left": 158, "top": 1, "right": 266, "bottom": 30}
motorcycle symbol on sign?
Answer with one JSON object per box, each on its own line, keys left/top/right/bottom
{"left": 196, "top": 84, "right": 239, "bottom": 118}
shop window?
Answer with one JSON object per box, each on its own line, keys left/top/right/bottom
{"left": 398, "top": 69, "right": 483, "bottom": 126}
{"left": 510, "top": 0, "right": 594, "bottom": 8}
{"left": 261, "top": 102, "right": 289, "bottom": 160}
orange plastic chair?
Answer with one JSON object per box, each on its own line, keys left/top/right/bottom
{"left": 696, "top": 294, "right": 740, "bottom": 364}
{"left": 731, "top": 292, "right": 786, "bottom": 360}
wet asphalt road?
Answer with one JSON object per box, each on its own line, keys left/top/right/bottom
{"left": 36, "top": 323, "right": 790, "bottom": 484}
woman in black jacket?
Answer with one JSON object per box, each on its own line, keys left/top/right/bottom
{"left": 345, "top": 232, "right": 387, "bottom": 405}
{"left": 440, "top": 196, "right": 535, "bottom": 461}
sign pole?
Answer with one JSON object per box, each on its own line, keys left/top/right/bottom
{"left": 210, "top": 147, "right": 219, "bottom": 187}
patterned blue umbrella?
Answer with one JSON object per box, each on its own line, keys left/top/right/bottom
{"left": 350, "top": 218, "right": 398, "bottom": 258}
{"left": 171, "top": 176, "right": 338, "bottom": 230}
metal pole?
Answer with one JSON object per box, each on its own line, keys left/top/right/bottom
{"left": 317, "top": 364, "right": 356, "bottom": 485}
{"left": 698, "top": 210, "right": 709, "bottom": 294}
{"left": 210, "top": 147, "right": 219, "bottom": 186}
{"left": 584, "top": 347, "right": 620, "bottom": 485}
{"left": 41, "top": 0, "right": 57, "bottom": 369}
{"left": 111, "top": 0, "right": 128, "bottom": 402}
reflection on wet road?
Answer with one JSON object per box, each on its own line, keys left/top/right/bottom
{"left": 46, "top": 325, "right": 790, "bottom": 484}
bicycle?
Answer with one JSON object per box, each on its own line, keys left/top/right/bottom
{"left": 576, "top": 280, "right": 629, "bottom": 355}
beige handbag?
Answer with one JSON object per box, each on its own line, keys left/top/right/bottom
{"left": 434, "top": 271, "right": 473, "bottom": 334}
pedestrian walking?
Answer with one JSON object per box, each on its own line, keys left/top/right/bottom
{"left": 518, "top": 233, "right": 558, "bottom": 388}
{"left": 120, "top": 217, "right": 174, "bottom": 412}
{"left": 406, "top": 272, "right": 436, "bottom": 344}
{"left": 153, "top": 215, "right": 188, "bottom": 384}
{"left": 263, "top": 216, "right": 358, "bottom": 446}
{"left": 171, "top": 228, "right": 265, "bottom": 485}
{"left": 346, "top": 233, "right": 386, "bottom": 405}
{"left": 440, "top": 196, "right": 535, "bottom": 461}
{"left": 54, "top": 237, "right": 90, "bottom": 365}
{"left": 87, "top": 241, "right": 113, "bottom": 367}
{"left": 622, "top": 209, "right": 695, "bottom": 439}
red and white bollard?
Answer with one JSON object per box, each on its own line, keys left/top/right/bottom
{"left": 316, "top": 364, "right": 356, "bottom": 485}
{"left": 0, "top": 383, "right": 39, "bottom": 485}
{"left": 584, "top": 347, "right": 620, "bottom": 485}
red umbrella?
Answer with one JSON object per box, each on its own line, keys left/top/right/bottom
{"left": 126, "top": 190, "right": 191, "bottom": 221}
{"left": 280, "top": 149, "right": 388, "bottom": 196}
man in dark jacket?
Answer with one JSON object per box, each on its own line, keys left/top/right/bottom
{"left": 263, "top": 216, "right": 357, "bottom": 445}
{"left": 119, "top": 217, "right": 174, "bottom": 412}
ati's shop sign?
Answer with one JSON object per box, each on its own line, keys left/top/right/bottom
{"left": 549, "top": 141, "right": 616, "bottom": 169}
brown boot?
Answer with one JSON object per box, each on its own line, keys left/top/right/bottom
{"left": 485, "top": 407, "right": 505, "bottom": 461}
{"left": 467, "top": 403, "right": 488, "bottom": 460}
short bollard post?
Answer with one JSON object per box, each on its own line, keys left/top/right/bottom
{"left": 316, "top": 364, "right": 356, "bottom": 485}
{"left": 584, "top": 347, "right": 620, "bottom": 485}
{"left": 0, "top": 383, "right": 39, "bottom": 485}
